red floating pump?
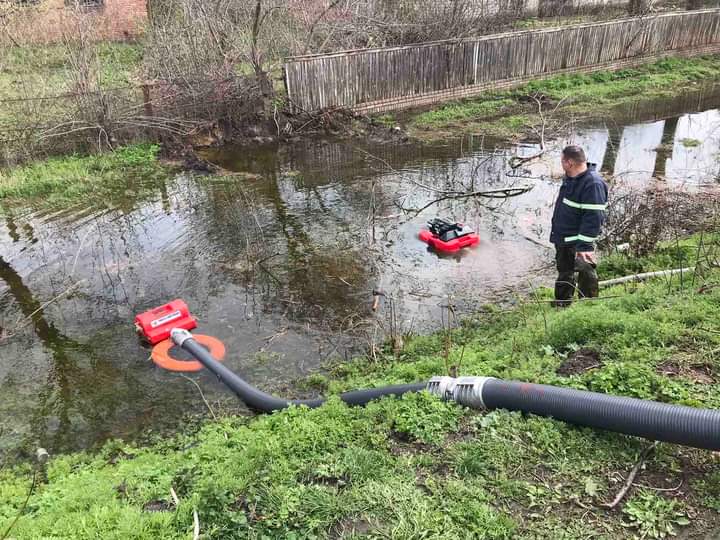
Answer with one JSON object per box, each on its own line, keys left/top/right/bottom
{"left": 135, "top": 299, "right": 197, "bottom": 344}
{"left": 419, "top": 218, "right": 479, "bottom": 253}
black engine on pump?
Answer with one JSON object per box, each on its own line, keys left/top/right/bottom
{"left": 427, "top": 218, "right": 475, "bottom": 242}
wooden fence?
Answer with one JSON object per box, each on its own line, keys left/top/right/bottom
{"left": 284, "top": 9, "right": 720, "bottom": 113}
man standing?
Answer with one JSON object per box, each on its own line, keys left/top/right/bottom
{"left": 550, "top": 145, "right": 609, "bottom": 306}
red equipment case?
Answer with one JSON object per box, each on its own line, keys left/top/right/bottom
{"left": 135, "top": 299, "right": 197, "bottom": 344}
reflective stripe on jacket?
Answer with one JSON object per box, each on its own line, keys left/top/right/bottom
{"left": 549, "top": 163, "right": 609, "bottom": 252}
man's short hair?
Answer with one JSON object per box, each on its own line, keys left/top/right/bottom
{"left": 562, "top": 145, "right": 586, "bottom": 164}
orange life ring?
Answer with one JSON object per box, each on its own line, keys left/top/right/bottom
{"left": 151, "top": 334, "right": 226, "bottom": 372}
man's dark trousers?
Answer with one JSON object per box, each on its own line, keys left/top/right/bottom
{"left": 554, "top": 245, "right": 599, "bottom": 305}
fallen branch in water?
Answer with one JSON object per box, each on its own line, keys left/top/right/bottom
{"left": 2, "top": 279, "right": 87, "bottom": 341}
{"left": 401, "top": 185, "right": 534, "bottom": 214}
{"left": 509, "top": 94, "right": 568, "bottom": 170}
{"left": 352, "top": 145, "right": 529, "bottom": 215}
{"left": 599, "top": 267, "right": 695, "bottom": 288}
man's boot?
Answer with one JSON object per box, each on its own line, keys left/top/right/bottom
{"left": 576, "top": 258, "right": 599, "bottom": 299}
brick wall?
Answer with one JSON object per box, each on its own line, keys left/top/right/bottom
{"left": 5, "top": 0, "right": 147, "bottom": 44}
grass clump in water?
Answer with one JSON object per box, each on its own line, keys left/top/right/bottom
{"left": 680, "top": 138, "right": 702, "bottom": 148}
{"left": 0, "top": 144, "right": 169, "bottom": 205}
{"left": 412, "top": 98, "right": 514, "bottom": 129}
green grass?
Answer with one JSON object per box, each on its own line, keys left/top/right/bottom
{"left": 411, "top": 98, "right": 514, "bottom": 129}
{"left": 2, "top": 240, "right": 720, "bottom": 538}
{"left": 0, "top": 144, "right": 169, "bottom": 206}
{"left": 373, "top": 114, "right": 397, "bottom": 128}
{"left": 510, "top": 8, "right": 628, "bottom": 30}
{"left": 523, "top": 56, "right": 720, "bottom": 104}
{"left": 0, "top": 42, "right": 143, "bottom": 134}
{"left": 407, "top": 55, "right": 720, "bottom": 141}
{"left": 597, "top": 233, "right": 719, "bottom": 283}
{"left": 0, "top": 42, "right": 142, "bottom": 101}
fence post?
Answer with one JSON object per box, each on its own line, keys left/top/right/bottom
{"left": 141, "top": 83, "right": 153, "bottom": 118}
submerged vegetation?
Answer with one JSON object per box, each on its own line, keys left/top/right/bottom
{"left": 2, "top": 237, "right": 720, "bottom": 538}
{"left": 403, "top": 55, "right": 720, "bottom": 141}
{"left": 0, "top": 144, "right": 169, "bottom": 206}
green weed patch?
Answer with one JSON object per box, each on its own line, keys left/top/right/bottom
{"left": 0, "top": 144, "right": 170, "bottom": 205}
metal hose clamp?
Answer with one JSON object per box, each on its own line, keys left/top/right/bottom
{"left": 171, "top": 328, "right": 194, "bottom": 347}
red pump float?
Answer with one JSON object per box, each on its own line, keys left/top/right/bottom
{"left": 135, "top": 299, "right": 197, "bottom": 345}
{"left": 419, "top": 218, "right": 479, "bottom": 253}
{"left": 135, "top": 300, "right": 226, "bottom": 372}
{"left": 150, "top": 335, "right": 225, "bottom": 372}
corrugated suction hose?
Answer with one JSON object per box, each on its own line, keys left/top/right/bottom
{"left": 171, "top": 329, "right": 425, "bottom": 410}
{"left": 427, "top": 376, "right": 720, "bottom": 451}
{"left": 172, "top": 329, "right": 720, "bottom": 450}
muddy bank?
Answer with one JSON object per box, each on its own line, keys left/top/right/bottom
{"left": 176, "top": 108, "right": 408, "bottom": 156}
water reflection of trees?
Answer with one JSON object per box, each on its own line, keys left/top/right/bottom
{"left": 665, "top": 109, "right": 720, "bottom": 188}
{"left": 193, "top": 169, "right": 375, "bottom": 324}
{"left": 0, "top": 256, "right": 141, "bottom": 458}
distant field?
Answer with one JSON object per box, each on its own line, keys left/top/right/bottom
{"left": 0, "top": 42, "right": 141, "bottom": 139}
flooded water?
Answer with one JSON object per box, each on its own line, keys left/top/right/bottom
{"left": 2, "top": 87, "right": 720, "bottom": 460}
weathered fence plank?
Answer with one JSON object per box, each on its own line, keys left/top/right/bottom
{"left": 284, "top": 9, "right": 720, "bottom": 113}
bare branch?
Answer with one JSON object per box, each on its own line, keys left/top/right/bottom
{"left": 603, "top": 442, "right": 658, "bottom": 509}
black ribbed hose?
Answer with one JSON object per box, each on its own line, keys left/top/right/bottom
{"left": 176, "top": 330, "right": 720, "bottom": 450}
{"left": 180, "top": 335, "right": 425, "bottom": 412}
{"left": 482, "top": 379, "right": 720, "bottom": 450}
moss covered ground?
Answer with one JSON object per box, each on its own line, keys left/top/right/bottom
{"left": 2, "top": 237, "right": 720, "bottom": 539}
{"left": 396, "top": 55, "right": 720, "bottom": 142}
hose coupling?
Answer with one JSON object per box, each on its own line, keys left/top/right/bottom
{"left": 427, "top": 376, "right": 496, "bottom": 409}
{"left": 426, "top": 376, "right": 457, "bottom": 400}
{"left": 171, "top": 328, "right": 194, "bottom": 347}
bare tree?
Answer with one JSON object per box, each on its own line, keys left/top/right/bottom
{"left": 600, "top": 188, "right": 720, "bottom": 257}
